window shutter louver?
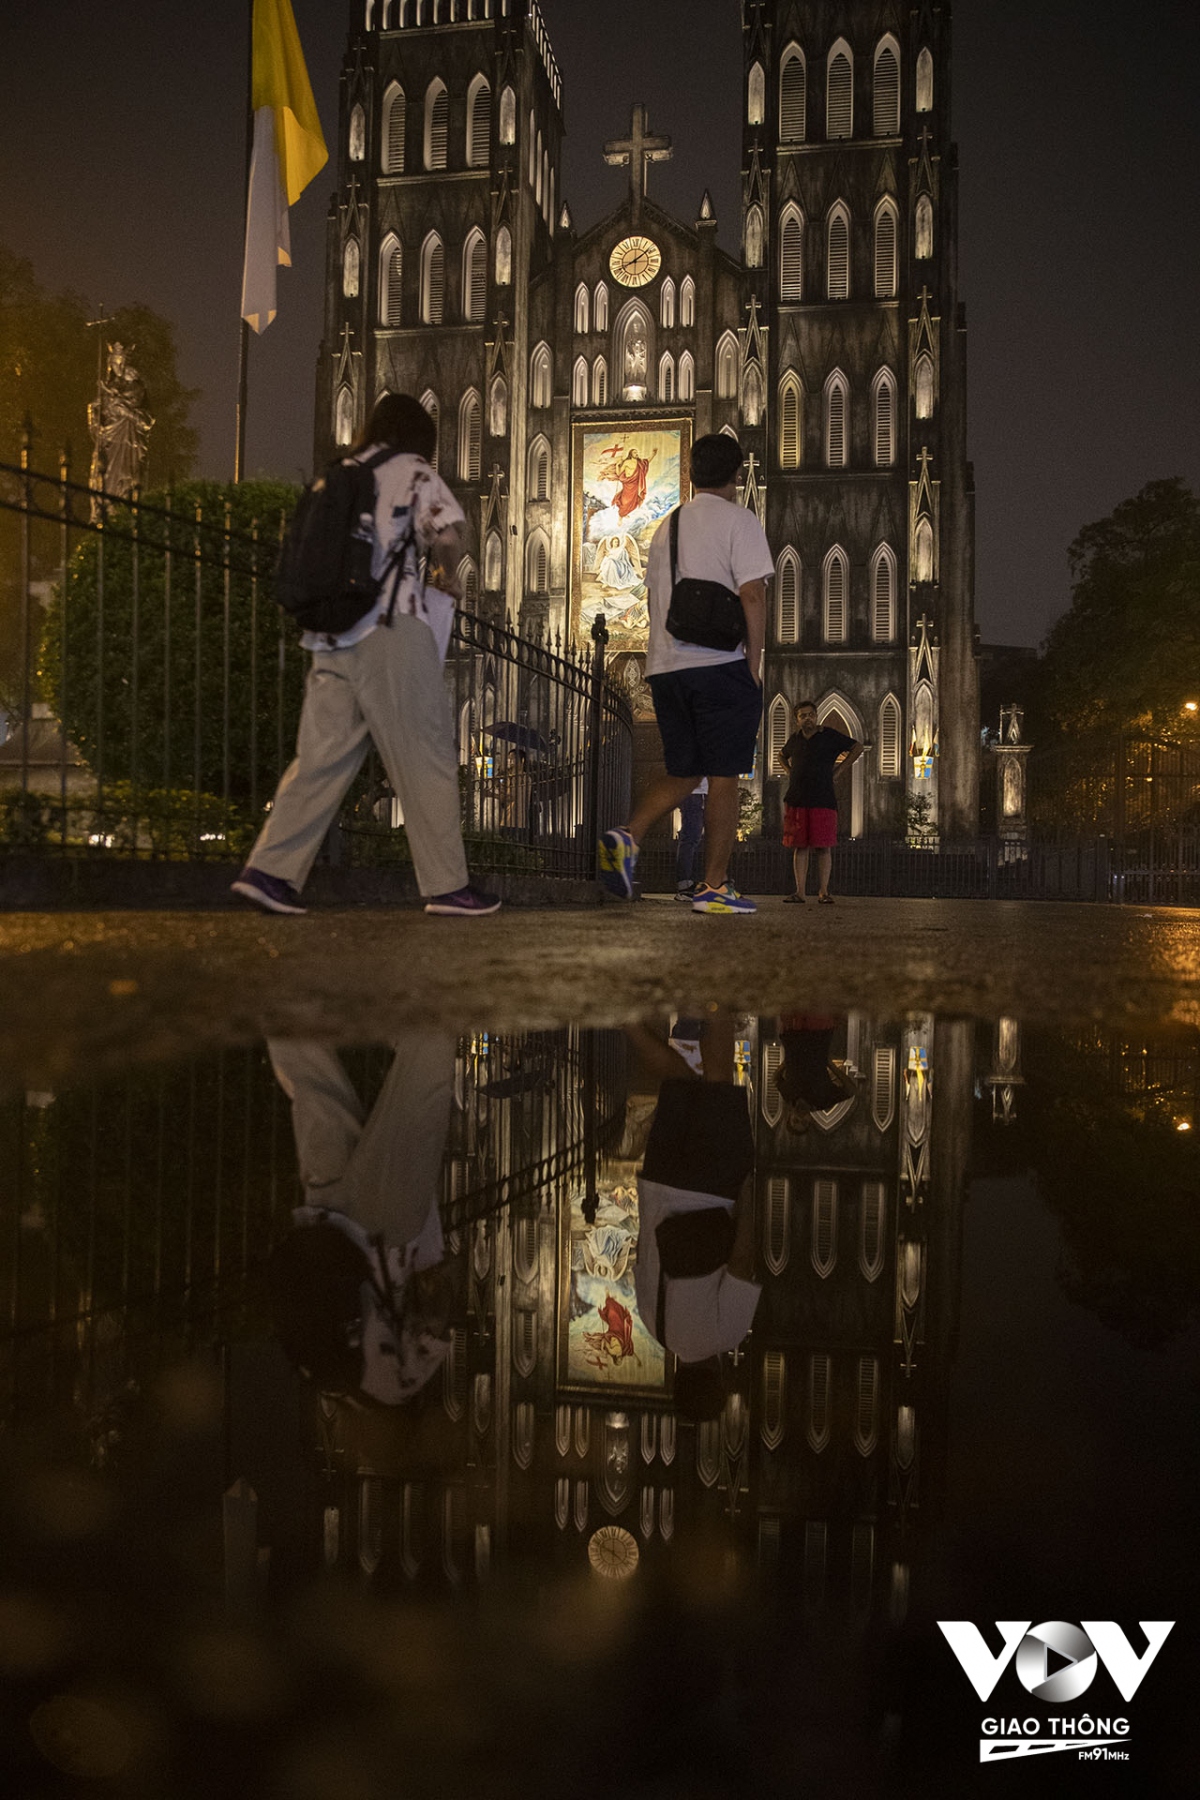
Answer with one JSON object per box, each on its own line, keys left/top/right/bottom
{"left": 859, "top": 1181, "right": 886, "bottom": 1282}
{"left": 428, "top": 88, "right": 448, "bottom": 170}
{"left": 873, "top": 554, "right": 895, "bottom": 641}
{"left": 421, "top": 392, "right": 439, "bottom": 469}
{"left": 827, "top": 52, "right": 853, "bottom": 139}
{"left": 426, "top": 241, "right": 444, "bottom": 322}
{"left": 874, "top": 47, "right": 900, "bottom": 135}
{"left": 875, "top": 377, "right": 894, "bottom": 465}
{"left": 764, "top": 1177, "right": 791, "bottom": 1275}
{"left": 777, "top": 554, "right": 799, "bottom": 643}
{"left": 385, "top": 246, "right": 403, "bottom": 325}
{"left": 469, "top": 80, "right": 491, "bottom": 167}
{"left": 780, "top": 50, "right": 806, "bottom": 142}
{"left": 679, "top": 353, "right": 695, "bottom": 401}
{"left": 879, "top": 697, "right": 902, "bottom": 776}
{"left": 854, "top": 1357, "right": 880, "bottom": 1456}
{"left": 824, "top": 552, "right": 847, "bottom": 641}
{"left": 874, "top": 205, "right": 897, "bottom": 297}
{"left": 828, "top": 210, "right": 850, "bottom": 299}
{"left": 460, "top": 393, "right": 481, "bottom": 482}
{"left": 811, "top": 1180, "right": 838, "bottom": 1277}
{"left": 826, "top": 381, "right": 847, "bottom": 467}
{"left": 385, "top": 88, "right": 406, "bottom": 172}
{"left": 807, "top": 1356, "right": 832, "bottom": 1454}
{"left": 468, "top": 235, "right": 486, "bottom": 321}
{"left": 768, "top": 697, "right": 790, "bottom": 772}
{"left": 779, "top": 379, "right": 801, "bottom": 468}
{"left": 780, "top": 215, "right": 803, "bottom": 301}
{"left": 593, "top": 358, "right": 607, "bottom": 406}
{"left": 536, "top": 447, "right": 549, "bottom": 500}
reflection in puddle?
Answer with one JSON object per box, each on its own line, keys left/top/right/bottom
{"left": 1, "top": 1016, "right": 1197, "bottom": 1793}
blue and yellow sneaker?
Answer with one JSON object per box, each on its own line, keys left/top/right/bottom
{"left": 598, "top": 827, "right": 639, "bottom": 899}
{"left": 691, "top": 882, "right": 757, "bottom": 916}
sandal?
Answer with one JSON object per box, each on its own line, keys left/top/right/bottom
{"left": 817, "top": 894, "right": 835, "bottom": 905}
{"left": 784, "top": 892, "right": 806, "bottom": 905}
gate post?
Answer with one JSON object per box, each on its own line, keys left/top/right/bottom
{"left": 584, "top": 612, "right": 608, "bottom": 878}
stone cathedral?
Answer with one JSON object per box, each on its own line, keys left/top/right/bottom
{"left": 317, "top": 0, "right": 979, "bottom": 838}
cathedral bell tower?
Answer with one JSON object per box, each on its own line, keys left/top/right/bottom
{"left": 745, "top": 1, "right": 978, "bottom": 839}
{"left": 317, "top": 0, "right": 564, "bottom": 622}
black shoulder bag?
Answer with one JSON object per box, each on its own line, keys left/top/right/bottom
{"left": 664, "top": 508, "right": 747, "bottom": 652}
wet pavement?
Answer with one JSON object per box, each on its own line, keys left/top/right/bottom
{"left": 3, "top": 898, "right": 1200, "bottom": 1093}
{"left": 2, "top": 911, "right": 1199, "bottom": 1796}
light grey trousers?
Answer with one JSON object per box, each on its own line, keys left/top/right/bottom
{"left": 249, "top": 613, "right": 468, "bottom": 897}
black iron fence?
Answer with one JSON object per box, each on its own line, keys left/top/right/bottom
{"left": 0, "top": 450, "right": 631, "bottom": 882}
{"left": 1028, "top": 735, "right": 1200, "bottom": 906}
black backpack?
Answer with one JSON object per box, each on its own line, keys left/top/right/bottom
{"left": 275, "top": 446, "right": 417, "bottom": 639}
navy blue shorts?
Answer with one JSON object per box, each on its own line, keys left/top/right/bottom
{"left": 648, "top": 662, "right": 762, "bottom": 779}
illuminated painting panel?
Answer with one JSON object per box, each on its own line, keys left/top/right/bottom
{"left": 571, "top": 417, "right": 691, "bottom": 653}
{"left": 557, "top": 1173, "right": 669, "bottom": 1398}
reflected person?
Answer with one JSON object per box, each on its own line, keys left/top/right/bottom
{"left": 264, "top": 1034, "right": 456, "bottom": 1406}
{"left": 774, "top": 1013, "right": 858, "bottom": 1132}
{"left": 627, "top": 1011, "right": 760, "bottom": 1421}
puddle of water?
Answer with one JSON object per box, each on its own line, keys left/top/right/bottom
{"left": 1, "top": 1011, "right": 1197, "bottom": 1796}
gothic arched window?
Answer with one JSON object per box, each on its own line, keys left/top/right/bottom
{"left": 823, "top": 547, "right": 848, "bottom": 642}
{"left": 827, "top": 203, "right": 851, "bottom": 299}
{"left": 495, "top": 224, "right": 512, "bottom": 286}
{"left": 425, "top": 78, "right": 448, "bottom": 171}
{"left": 827, "top": 41, "right": 854, "bottom": 139}
{"left": 778, "top": 373, "right": 803, "bottom": 468}
{"left": 528, "top": 435, "right": 550, "bottom": 501}
{"left": 463, "top": 228, "right": 487, "bottom": 322}
{"left": 458, "top": 389, "right": 482, "bottom": 482}
{"left": 878, "top": 695, "right": 902, "bottom": 777}
{"left": 594, "top": 281, "right": 609, "bottom": 330}
{"left": 526, "top": 529, "right": 550, "bottom": 595}
{"left": 342, "top": 237, "right": 360, "bottom": 299}
{"left": 535, "top": 129, "right": 544, "bottom": 205}
{"left": 915, "top": 352, "right": 935, "bottom": 420}
{"left": 874, "top": 38, "right": 901, "bottom": 136}
{"left": 458, "top": 557, "right": 480, "bottom": 614}
{"left": 745, "top": 206, "right": 764, "bottom": 268}
{"left": 916, "top": 48, "right": 934, "bottom": 114}
{"left": 489, "top": 375, "right": 508, "bottom": 438}
{"left": 914, "top": 516, "right": 934, "bottom": 583}
{"left": 873, "top": 368, "right": 896, "bottom": 466}
{"left": 379, "top": 236, "right": 403, "bottom": 326}
{"left": 742, "top": 362, "right": 763, "bottom": 426}
{"left": 776, "top": 549, "right": 800, "bottom": 644}
{"left": 915, "top": 194, "right": 934, "bottom": 260}
{"left": 499, "top": 85, "right": 516, "bottom": 144}
{"left": 349, "top": 104, "right": 366, "bottom": 162}
{"left": 335, "top": 386, "right": 354, "bottom": 448}
{"left": 484, "top": 529, "right": 503, "bottom": 590}
{"left": 716, "top": 332, "right": 739, "bottom": 400}
{"left": 420, "top": 233, "right": 445, "bottom": 323}
{"left": 748, "top": 62, "right": 766, "bottom": 127}
{"left": 874, "top": 198, "right": 899, "bottom": 299}
{"left": 660, "top": 278, "right": 675, "bottom": 329}
{"left": 659, "top": 353, "right": 676, "bottom": 403}
{"left": 871, "top": 546, "right": 896, "bottom": 641}
{"left": 679, "top": 351, "right": 695, "bottom": 401}
{"left": 382, "top": 83, "right": 405, "bottom": 173}
{"left": 780, "top": 45, "right": 806, "bottom": 142}
{"left": 679, "top": 276, "right": 695, "bottom": 327}
{"left": 528, "top": 110, "right": 536, "bottom": 186}
{"left": 780, "top": 204, "right": 803, "bottom": 302}
{"left": 592, "top": 356, "right": 608, "bottom": 407}
{"left": 572, "top": 355, "right": 588, "bottom": 406}
{"left": 467, "top": 74, "right": 491, "bottom": 168}
{"left": 824, "top": 372, "right": 849, "bottom": 468}
{"left": 419, "top": 388, "right": 439, "bottom": 469}
{"left": 768, "top": 694, "right": 791, "bottom": 773}
{"left": 530, "top": 341, "right": 552, "bottom": 408}
{"left": 572, "top": 283, "right": 590, "bottom": 335}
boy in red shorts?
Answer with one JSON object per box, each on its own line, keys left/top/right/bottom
{"left": 778, "top": 700, "right": 863, "bottom": 903}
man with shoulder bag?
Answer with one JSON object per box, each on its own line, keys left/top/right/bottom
{"left": 232, "top": 393, "right": 499, "bottom": 918}
{"left": 598, "top": 433, "right": 773, "bottom": 914}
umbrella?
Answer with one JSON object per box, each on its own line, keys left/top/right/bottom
{"left": 485, "top": 721, "right": 549, "bottom": 754}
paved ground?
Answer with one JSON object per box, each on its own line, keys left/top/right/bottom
{"left": 4, "top": 896, "right": 1199, "bottom": 1094}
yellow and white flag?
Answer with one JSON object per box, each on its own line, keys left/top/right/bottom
{"left": 240, "top": 0, "right": 328, "bottom": 333}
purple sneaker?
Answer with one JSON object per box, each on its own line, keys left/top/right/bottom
{"left": 231, "top": 867, "right": 306, "bottom": 915}
{"left": 424, "top": 885, "right": 502, "bottom": 917}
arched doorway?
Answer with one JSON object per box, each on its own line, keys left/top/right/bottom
{"left": 817, "top": 692, "right": 865, "bottom": 839}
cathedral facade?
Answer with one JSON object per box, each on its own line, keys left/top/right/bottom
{"left": 317, "top": 0, "right": 979, "bottom": 838}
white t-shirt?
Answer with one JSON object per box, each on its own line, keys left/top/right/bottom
{"left": 301, "top": 449, "right": 465, "bottom": 652}
{"left": 634, "top": 1177, "right": 762, "bottom": 1362}
{"left": 643, "top": 494, "right": 776, "bottom": 679}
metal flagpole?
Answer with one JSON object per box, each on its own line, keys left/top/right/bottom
{"left": 234, "top": 0, "right": 255, "bottom": 482}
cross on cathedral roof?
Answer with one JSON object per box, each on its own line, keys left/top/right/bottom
{"left": 603, "top": 104, "right": 672, "bottom": 226}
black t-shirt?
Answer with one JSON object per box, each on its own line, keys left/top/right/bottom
{"left": 781, "top": 727, "right": 854, "bottom": 809}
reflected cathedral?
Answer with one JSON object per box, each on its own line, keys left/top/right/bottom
{"left": 318, "top": 1, "right": 979, "bottom": 840}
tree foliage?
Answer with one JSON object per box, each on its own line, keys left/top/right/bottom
{"left": 38, "top": 479, "right": 305, "bottom": 808}
{"left": 1037, "top": 479, "right": 1200, "bottom": 743}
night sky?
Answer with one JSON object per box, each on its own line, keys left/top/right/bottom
{"left": 3, "top": 0, "right": 1197, "bottom": 646}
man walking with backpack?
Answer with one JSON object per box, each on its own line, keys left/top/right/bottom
{"left": 597, "top": 434, "right": 773, "bottom": 915}
{"left": 233, "top": 394, "right": 499, "bottom": 917}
